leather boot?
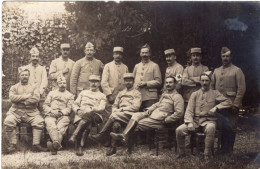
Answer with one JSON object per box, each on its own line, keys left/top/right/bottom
{"left": 76, "top": 146, "right": 83, "bottom": 156}
{"left": 80, "top": 123, "right": 92, "bottom": 147}
{"left": 91, "top": 118, "right": 115, "bottom": 143}
{"left": 32, "top": 144, "right": 48, "bottom": 152}
{"left": 7, "top": 144, "right": 17, "bottom": 154}
{"left": 110, "top": 119, "right": 137, "bottom": 144}
{"left": 47, "top": 141, "right": 57, "bottom": 155}
{"left": 69, "top": 120, "right": 87, "bottom": 145}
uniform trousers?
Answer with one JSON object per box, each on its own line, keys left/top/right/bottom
{"left": 176, "top": 123, "right": 216, "bottom": 155}
{"left": 45, "top": 116, "right": 70, "bottom": 143}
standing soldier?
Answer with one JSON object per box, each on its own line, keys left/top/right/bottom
{"left": 133, "top": 44, "right": 162, "bottom": 109}
{"left": 176, "top": 71, "right": 232, "bottom": 160}
{"left": 4, "top": 67, "right": 47, "bottom": 153}
{"left": 182, "top": 47, "right": 208, "bottom": 109}
{"left": 101, "top": 46, "right": 128, "bottom": 110}
{"left": 91, "top": 73, "right": 142, "bottom": 156}
{"left": 43, "top": 75, "right": 74, "bottom": 155}
{"left": 25, "top": 47, "right": 48, "bottom": 96}
{"left": 133, "top": 44, "right": 162, "bottom": 143}
{"left": 69, "top": 75, "right": 106, "bottom": 156}
{"left": 70, "top": 42, "right": 104, "bottom": 96}
{"left": 163, "top": 48, "right": 184, "bottom": 91}
{"left": 49, "top": 43, "right": 75, "bottom": 91}
{"left": 211, "top": 47, "right": 246, "bottom": 154}
{"left": 24, "top": 47, "right": 48, "bottom": 112}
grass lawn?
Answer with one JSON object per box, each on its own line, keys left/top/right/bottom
{"left": 1, "top": 130, "right": 260, "bottom": 169}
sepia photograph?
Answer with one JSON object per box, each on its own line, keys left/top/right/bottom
{"left": 1, "top": 1, "right": 260, "bottom": 169}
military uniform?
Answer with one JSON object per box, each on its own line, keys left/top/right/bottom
{"left": 43, "top": 90, "right": 74, "bottom": 145}
{"left": 133, "top": 60, "right": 162, "bottom": 109}
{"left": 176, "top": 89, "right": 232, "bottom": 156}
{"left": 25, "top": 63, "right": 48, "bottom": 95}
{"left": 211, "top": 63, "right": 246, "bottom": 153}
{"left": 131, "top": 90, "right": 184, "bottom": 131}
{"left": 110, "top": 88, "right": 142, "bottom": 123}
{"left": 101, "top": 61, "right": 128, "bottom": 98}
{"left": 4, "top": 82, "right": 44, "bottom": 146}
{"left": 70, "top": 58, "right": 104, "bottom": 96}
{"left": 182, "top": 64, "right": 208, "bottom": 103}
{"left": 49, "top": 57, "right": 75, "bottom": 91}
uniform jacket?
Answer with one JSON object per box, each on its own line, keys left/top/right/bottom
{"left": 8, "top": 82, "right": 40, "bottom": 117}
{"left": 112, "top": 88, "right": 142, "bottom": 113}
{"left": 133, "top": 60, "right": 162, "bottom": 101}
{"left": 101, "top": 61, "right": 128, "bottom": 97}
{"left": 211, "top": 64, "right": 246, "bottom": 108}
{"left": 25, "top": 63, "right": 48, "bottom": 95}
{"left": 147, "top": 90, "right": 184, "bottom": 122}
{"left": 49, "top": 57, "right": 75, "bottom": 91}
{"left": 163, "top": 61, "right": 184, "bottom": 90}
{"left": 182, "top": 64, "right": 208, "bottom": 102}
{"left": 184, "top": 88, "right": 232, "bottom": 127}
{"left": 70, "top": 57, "right": 104, "bottom": 95}
{"left": 72, "top": 90, "right": 106, "bottom": 123}
{"left": 43, "top": 89, "right": 74, "bottom": 116}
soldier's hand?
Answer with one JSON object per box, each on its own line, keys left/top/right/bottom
{"left": 107, "top": 95, "right": 114, "bottom": 104}
{"left": 137, "top": 82, "right": 147, "bottom": 88}
{"left": 231, "top": 106, "right": 239, "bottom": 114}
{"left": 24, "top": 93, "right": 32, "bottom": 99}
{"left": 187, "top": 123, "right": 195, "bottom": 132}
{"left": 199, "top": 111, "right": 208, "bottom": 117}
{"left": 146, "top": 109, "right": 152, "bottom": 115}
{"left": 62, "top": 67, "right": 69, "bottom": 74}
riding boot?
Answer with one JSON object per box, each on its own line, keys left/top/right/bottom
{"left": 69, "top": 120, "right": 87, "bottom": 145}
{"left": 91, "top": 118, "right": 115, "bottom": 143}
{"left": 110, "top": 119, "right": 137, "bottom": 144}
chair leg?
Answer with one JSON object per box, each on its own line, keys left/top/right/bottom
{"left": 156, "top": 131, "right": 159, "bottom": 156}
{"left": 196, "top": 135, "right": 200, "bottom": 156}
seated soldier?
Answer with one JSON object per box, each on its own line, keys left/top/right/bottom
{"left": 176, "top": 71, "right": 232, "bottom": 160}
{"left": 110, "top": 75, "right": 184, "bottom": 152}
{"left": 43, "top": 75, "right": 74, "bottom": 155}
{"left": 69, "top": 75, "right": 106, "bottom": 156}
{"left": 91, "top": 73, "right": 142, "bottom": 156}
{"left": 4, "top": 67, "right": 47, "bottom": 153}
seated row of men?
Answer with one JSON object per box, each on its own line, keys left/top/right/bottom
{"left": 4, "top": 42, "right": 245, "bottom": 160}
{"left": 4, "top": 66, "right": 232, "bottom": 160}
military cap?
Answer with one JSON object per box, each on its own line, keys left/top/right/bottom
{"left": 123, "top": 73, "right": 135, "bottom": 79}
{"left": 221, "top": 47, "right": 231, "bottom": 55}
{"left": 164, "top": 49, "right": 175, "bottom": 55}
{"left": 200, "top": 71, "right": 212, "bottom": 80}
{"left": 57, "top": 74, "right": 66, "bottom": 83}
{"left": 190, "top": 48, "right": 202, "bottom": 54}
{"left": 165, "top": 75, "right": 177, "bottom": 82}
{"left": 89, "top": 75, "right": 101, "bottom": 81}
{"left": 60, "top": 43, "right": 70, "bottom": 49}
{"left": 18, "top": 66, "right": 30, "bottom": 75}
{"left": 175, "top": 74, "right": 182, "bottom": 82}
{"left": 141, "top": 43, "right": 151, "bottom": 50}
{"left": 30, "top": 47, "right": 39, "bottom": 56}
{"left": 113, "top": 47, "right": 124, "bottom": 53}
{"left": 85, "top": 42, "right": 94, "bottom": 48}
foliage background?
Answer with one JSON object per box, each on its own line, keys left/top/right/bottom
{"left": 2, "top": 2, "right": 260, "bottom": 107}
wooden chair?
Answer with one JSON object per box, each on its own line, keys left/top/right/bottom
{"left": 190, "top": 130, "right": 221, "bottom": 156}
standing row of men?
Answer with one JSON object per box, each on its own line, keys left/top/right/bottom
{"left": 4, "top": 42, "right": 245, "bottom": 160}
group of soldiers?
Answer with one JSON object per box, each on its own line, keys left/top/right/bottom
{"left": 3, "top": 41, "right": 246, "bottom": 160}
